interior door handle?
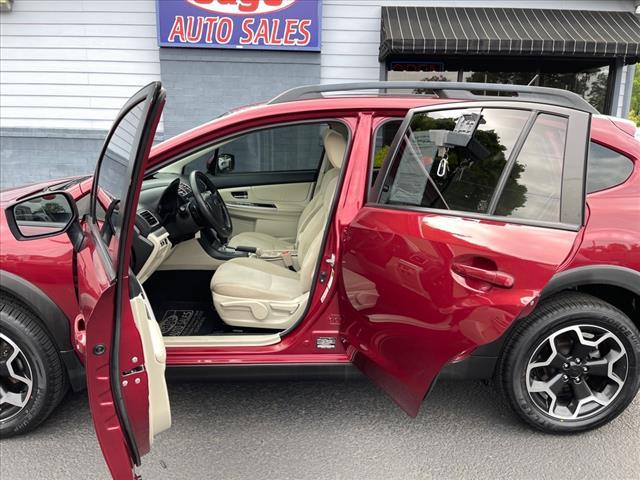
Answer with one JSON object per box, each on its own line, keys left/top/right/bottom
{"left": 231, "top": 191, "right": 248, "bottom": 199}
{"left": 451, "top": 263, "right": 515, "bottom": 288}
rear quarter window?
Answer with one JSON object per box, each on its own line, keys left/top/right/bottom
{"left": 587, "top": 143, "right": 634, "bottom": 193}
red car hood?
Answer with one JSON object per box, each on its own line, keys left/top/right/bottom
{"left": 0, "top": 177, "right": 81, "bottom": 207}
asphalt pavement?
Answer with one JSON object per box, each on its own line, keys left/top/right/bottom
{"left": 1, "top": 378, "right": 639, "bottom": 480}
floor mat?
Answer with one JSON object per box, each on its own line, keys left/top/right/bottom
{"left": 154, "top": 302, "right": 222, "bottom": 336}
{"left": 144, "top": 271, "right": 282, "bottom": 335}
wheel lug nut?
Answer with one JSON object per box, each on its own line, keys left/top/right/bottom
{"left": 562, "top": 374, "right": 569, "bottom": 382}
{"left": 583, "top": 366, "right": 588, "bottom": 372}
{"left": 575, "top": 358, "right": 581, "bottom": 364}
{"left": 563, "top": 363, "right": 570, "bottom": 369}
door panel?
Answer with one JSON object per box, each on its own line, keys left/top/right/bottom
{"left": 340, "top": 101, "right": 590, "bottom": 417}
{"left": 129, "top": 287, "right": 170, "bottom": 442}
{"left": 211, "top": 169, "right": 317, "bottom": 189}
{"left": 78, "top": 234, "right": 138, "bottom": 479}
{"left": 250, "top": 182, "right": 312, "bottom": 202}
{"left": 79, "top": 226, "right": 161, "bottom": 477}
{"left": 219, "top": 182, "right": 313, "bottom": 238}
{"left": 340, "top": 207, "right": 581, "bottom": 416}
{"left": 80, "top": 82, "right": 169, "bottom": 478}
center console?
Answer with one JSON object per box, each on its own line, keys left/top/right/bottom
{"left": 197, "top": 228, "right": 250, "bottom": 261}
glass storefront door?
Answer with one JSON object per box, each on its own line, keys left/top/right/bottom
{"left": 386, "top": 57, "right": 612, "bottom": 113}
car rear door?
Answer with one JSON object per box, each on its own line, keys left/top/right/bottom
{"left": 76, "top": 82, "right": 170, "bottom": 479}
{"left": 339, "top": 101, "right": 591, "bottom": 416}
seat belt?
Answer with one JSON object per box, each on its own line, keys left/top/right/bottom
{"left": 280, "top": 250, "right": 299, "bottom": 271}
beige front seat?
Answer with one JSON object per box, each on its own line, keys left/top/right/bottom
{"left": 211, "top": 172, "right": 339, "bottom": 329}
{"left": 227, "top": 129, "right": 347, "bottom": 252}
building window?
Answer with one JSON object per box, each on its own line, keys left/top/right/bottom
{"left": 537, "top": 66, "right": 610, "bottom": 114}
{"left": 386, "top": 57, "right": 612, "bottom": 113}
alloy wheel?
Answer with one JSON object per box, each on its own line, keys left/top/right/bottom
{"left": 526, "top": 324, "right": 628, "bottom": 420}
{"left": 0, "top": 333, "right": 34, "bottom": 422}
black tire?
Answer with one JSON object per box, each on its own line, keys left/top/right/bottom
{"left": 497, "top": 292, "right": 640, "bottom": 433}
{"left": 0, "top": 294, "right": 69, "bottom": 438}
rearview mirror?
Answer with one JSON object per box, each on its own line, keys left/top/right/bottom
{"left": 6, "top": 192, "right": 81, "bottom": 246}
{"left": 217, "top": 153, "right": 235, "bottom": 174}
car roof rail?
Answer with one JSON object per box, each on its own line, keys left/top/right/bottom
{"left": 267, "top": 81, "right": 598, "bottom": 113}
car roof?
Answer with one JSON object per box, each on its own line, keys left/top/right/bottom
{"left": 151, "top": 95, "right": 638, "bottom": 166}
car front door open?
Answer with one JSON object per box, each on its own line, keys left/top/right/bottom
{"left": 339, "top": 101, "right": 591, "bottom": 416}
{"left": 76, "top": 82, "right": 170, "bottom": 479}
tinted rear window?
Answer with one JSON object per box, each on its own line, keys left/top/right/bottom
{"left": 587, "top": 143, "right": 634, "bottom": 193}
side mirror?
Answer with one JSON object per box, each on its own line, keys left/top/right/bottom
{"left": 217, "top": 153, "right": 235, "bottom": 174}
{"left": 5, "top": 191, "right": 82, "bottom": 248}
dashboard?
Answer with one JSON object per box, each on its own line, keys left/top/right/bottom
{"left": 131, "top": 173, "right": 202, "bottom": 281}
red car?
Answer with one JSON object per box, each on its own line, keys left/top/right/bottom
{"left": 1, "top": 82, "right": 639, "bottom": 478}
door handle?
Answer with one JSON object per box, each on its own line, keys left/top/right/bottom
{"left": 451, "top": 263, "right": 515, "bottom": 288}
{"left": 231, "top": 191, "right": 248, "bottom": 199}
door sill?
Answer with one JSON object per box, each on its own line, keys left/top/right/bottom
{"left": 163, "top": 333, "right": 281, "bottom": 347}
{"left": 166, "top": 362, "right": 362, "bottom": 382}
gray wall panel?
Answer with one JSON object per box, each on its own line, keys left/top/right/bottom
{"left": 159, "top": 48, "right": 321, "bottom": 138}
{"left": 0, "top": 131, "right": 103, "bottom": 189}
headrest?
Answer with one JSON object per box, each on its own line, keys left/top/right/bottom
{"left": 323, "top": 129, "right": 347, "bottom": 169}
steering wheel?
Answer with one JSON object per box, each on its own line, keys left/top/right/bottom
{"left": 189, "top": 171, "right": 232, "bottom": 241}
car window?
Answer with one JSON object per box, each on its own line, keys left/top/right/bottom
{"left": 587, "top": 142, "right": 634, "bottom": 193}
{"left": 380, "top": 108, "right": 530, "bottom": 214}
{"left": 92, "top": 100, "right": 145, "bottom": 266}
{"left": 183, "top": 122, "right": 329, "bottom": 176}
{"left": 361, "top": 120, "right": 634, "bottom": 206}
{"left": 77, "top": 193, "right": 106, "bottom": 219}
{"left": 494, "top": 114, "right": 567, "bottom": 222}
{"left": 371, "top": 120, "right": 403, "bottom": 185}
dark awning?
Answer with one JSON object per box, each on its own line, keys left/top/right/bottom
{"left": 380, "top": 7, "right": 640, "bottom": 63}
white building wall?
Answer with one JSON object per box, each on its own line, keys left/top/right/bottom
{"left": 320, "top": 0, "right": 637, "bottom": 116}
{"left": 0, "top": 0, "right": 635, "bottom": 132}
{"left": 0, "top": 0, "right": 161, "bottom": 132}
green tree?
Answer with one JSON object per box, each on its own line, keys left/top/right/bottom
{"left": 464, "top": 71, "right": 535, "bottom": 86}
{"left": 413, "top": 74, "right": 453, "bottom": 94}
{"left": 587, "top": 71, "right": 609, "bottom": 114}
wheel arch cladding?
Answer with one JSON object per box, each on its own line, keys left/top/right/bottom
{"left": 471, "top": 265, "right": 640, "bottom": 362}
{"left": 0, "top": 270, "right": 72, "bottom": 349}
{"left": 541, "top": 265, "right": 640, "bottom": 299}
{"left": 0, "top": 270, "right": 85, "bottom": 391}
{"left": 541, "top": 265, "right": 640, "bottom": 327}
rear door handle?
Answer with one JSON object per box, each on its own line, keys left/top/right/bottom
{"left": 451, "top": 263, "right": 514, "bottom": 288}
{"left": 231, "top": 191, "right": 248, "bottom": 199}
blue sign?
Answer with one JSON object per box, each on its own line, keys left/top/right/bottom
{"left": 156, "top": 0, "right": 321, "bottom": 51}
